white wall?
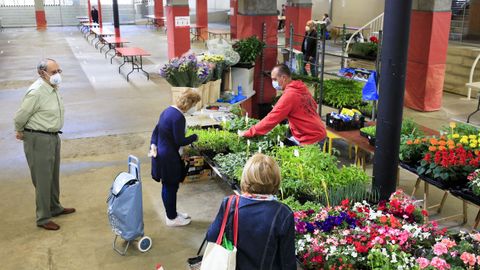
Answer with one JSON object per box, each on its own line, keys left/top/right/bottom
{"left": 188, "top": 0, "right": 229, "bottom": 11}
{"left": 312, "top": 0, "right": 384, "bottom": 27}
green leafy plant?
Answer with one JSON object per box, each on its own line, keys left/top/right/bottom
{"left": 360, "top": 125, "right": 376, "bottom": 137}
{"left": 399, "top": 135, "right": 429, "bottom": 164}
{"left": 442, "top": 122, "right": 479, "bottom": 136}
{"left": 281, "top": 197, "right": 323, "bottom": 212}
{"left": 349, "top": 42, "right": 378, "bottom": 60}
{"left": 232, "top": 36, "right": 265, "bottom": 65}
{"left": 322, "top": 79, "right": 364, "bottom": 109}
{"left": 188, "top": 128, "right": 240, "bottom": 155}
{"left": 213, "top": 152, "right": 248, "bottom": 182}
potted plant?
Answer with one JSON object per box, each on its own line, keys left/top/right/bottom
{"left": 159, "top": 54, "right": 210, "bottom": 109}
{"left": 231, "top": 36, "right": 265, "bottom": 96}
{"left": 202, "top": 54, "right": 226, "bottom": 103}
{"left": 417, "top": 143, "right": 480, "bottom": 188}
{"left": 348, "top": 37, "right": 378, "bottom": 61}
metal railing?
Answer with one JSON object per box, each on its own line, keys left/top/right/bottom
{"left": 344, "top": 13, "right": 384, "bottom": 57}
{"left": 450, "top": 0, "right": 470, "bottom": 42}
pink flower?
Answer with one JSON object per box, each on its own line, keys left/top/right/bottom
{"left": 477, "top": 255, "right": 480, "bottom": 264}
{"left": 416, "top": 258, "right": 430, "bottom": 269}
{"left": 460, "top": 252, "right": 476, "bottom": 266}
{"left": 472, "top": 233, "right": 480, "bottom": 242}
{"left": 430, "top": 257, "right": 450, "bottom": 270}
{"left": 441, "top": 238, "right": 457, "bottom": 249}
{"left": 433, "top": 242, "right": 448, "bottom": 256}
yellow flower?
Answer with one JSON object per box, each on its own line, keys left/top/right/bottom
{"left": 449, "top": 122, "right": 456, "bottom": 129}
{"left": 469, "top": 135, "right": 477, "bottom": 140}
{"left": 470, "top": 143, "right": 477, "bottom": 148}
{"left": 453, "top": 133, "right": 460, "bottom": 139}
{"left": 460, "top": 136, "right": 469, "bottom": 144}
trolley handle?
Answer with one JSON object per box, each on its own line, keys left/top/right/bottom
{"left": 128, "top": 155, "right": 141, "bottom": 181}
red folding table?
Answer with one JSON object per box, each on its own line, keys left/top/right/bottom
{"left": 115, "top": 47, "right": 151, "bottom": 81}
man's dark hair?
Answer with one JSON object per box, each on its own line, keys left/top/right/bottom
{"left": 273, "top": 64, "right": 291, "bottom": 77}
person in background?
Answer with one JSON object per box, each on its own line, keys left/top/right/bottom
{"left": 278, "top": 4, "right": 286, "bottom": 32}
{"left": 322, "top": 13, "right": 332, "bottom": 31}
{"left": 239, "top": 64, "right": 326, "bottom": 145}
{"left": 91, "top": 7, "right": 99, "bottom": 24}
{"left": 149, "top": 89, "right": 201, "bottom": 227}
{"left": 14, "top": 59, "right": 75, "bottom": 231}
{"left": 206, "top": 153, "right": 296, "bottom": 270}
{"left": 301, "top": 20, "right": 318, "bottom": 77}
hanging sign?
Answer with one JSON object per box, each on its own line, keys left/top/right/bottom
{"left": 175, "top": 16, "right": 190, "bottom": 28}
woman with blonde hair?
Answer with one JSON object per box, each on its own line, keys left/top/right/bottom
{"left": 150, "top": 89, "right": 201, "bottom": 227}
{"left": 206, "top": 153, "right": 296, "bottom": 269}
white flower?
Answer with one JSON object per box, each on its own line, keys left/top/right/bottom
{"left": 391, "top": 253, "right": 397, "bottom": 263}
{"left": 351, "top": 251, "right": 358, "bottom": 258}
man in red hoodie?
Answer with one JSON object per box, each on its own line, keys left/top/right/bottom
{"left": 239, "top": 64, "right": 326, "bottom": 145}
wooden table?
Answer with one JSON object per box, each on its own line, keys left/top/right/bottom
{"left": 208, "top": 29, "right": 230, "bottom": 39}
{"left": 145, "top": 15, "right": 166, "bottom": 29}
{"left": 115, "top": 47, "right": 151, "bottom": 81}
{"left": 90, "top": 28, "right": 115, "bottom": 48}
{"left": 190, "top": 23, "right": 205, "bottom": 41}
{"left": 102, "top": 37, "right": 130, "bottom": 63}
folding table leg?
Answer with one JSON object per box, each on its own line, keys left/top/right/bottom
{"left": 423, "top": 182, "right": 429, "bottom": 222}
{"left": 411, "top": 177, "right": 421, "bottom": 197}
{"left": 462, "top": 200, "right": 468, "bottom": 225}
{"left": 437, "top": 191, "right": 449, "bottom": 214}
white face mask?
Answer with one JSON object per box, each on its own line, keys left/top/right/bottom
{"left": 305, "top": 26, "right": 310, "bottom": 32}
{"left": 49, "top": 73, "right": 62, "bottom": 85}
{"left": 272, "top": 80, "right": 282, "bottom": 91}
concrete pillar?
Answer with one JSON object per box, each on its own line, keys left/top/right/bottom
{"left": 285, "top": 0, "right": 312, "bottom": 50}
{"left": 467, "top": 0, "right": 480, "bottom": 40}
{"left": 154, "top": 0, "right": 164, "bottom": 26}
{"left": 405, "top": 0, "right": 452, "bottom": 111}
{"left": 87, "top": 0, "right": 92, "bottom": 23}
{"left": 196, "top": 0, "right": 208, "bottom": 40}
{"left": 230, "top": 0, "right": 238, "bottom": 39}
{"left": 166, "top": 0, "right": 190, "bottom": 59}
{"left": 237, "top": 0, "right": 278, "bottom": 117}
{"left": 97, "top": 0, "right": 103, "bottom": 27}
{"left": 34, "top": 0, "right": 47, "bottom": 29}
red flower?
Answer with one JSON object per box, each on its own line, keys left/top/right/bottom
{"left": 369, "top": 36, "right": 378, "bottom": 43}
{"left": 405, "top": 204, "right": 415, "bottom": 215}
{"left": 354, "top": 242, "right": 370, "bottom": 253}
{"left": 421, "top": 209, "right": 428, "bottom": 216}
{"left": 341, "top": 199, "right": 350, "bottom": 207}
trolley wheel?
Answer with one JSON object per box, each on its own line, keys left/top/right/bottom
{"left": 138, "top": 236, "right": 152, "bottom": 252}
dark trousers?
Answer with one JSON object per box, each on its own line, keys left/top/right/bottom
{"left": 303, "top": 57, "right": 318, "bottom": 77}
{"left": 162, "top": 182, "right": 179, "bottom": 219}
{"left": 23, "top": 132, "right": 64, "bottom": 225}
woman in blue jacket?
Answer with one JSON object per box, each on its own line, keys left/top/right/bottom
{"left": 150, "top": 89, "right": 201, "bottom": 227}
{"left": 206, "top": 153, "right": 297, "bottom": 269}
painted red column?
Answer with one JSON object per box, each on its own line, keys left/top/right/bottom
{"left": 196, "top": 0, "right": 208, "bottom": 40}
{"left": 236, "top": 15, "right": 278, "bottom": 117}
{"left": 87, "top": 0, "right": 92, "bottom": 23}
{"left": 230, "top": 0, "right": 238, "bottom": 39}
{"left": 97, "top": 0, "right": 103, "bottom": 28}
{"left": 154, "top": 0, "right": 164, "bottom": 26}
{"left": 285, "top": 4, "right": 312, "bottom": 50}
{"left": 166, "top": 4, "right": 191, "bottom": 59}
{"left": 34, "top": 0, "right": 47, "bottom": 29}
{"left": 405, "top": 1, "right": 451, "bottom": 111}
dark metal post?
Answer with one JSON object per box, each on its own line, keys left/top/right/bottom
{"left": 112, "top": 0, "right": 120, "bottom": 36}
{"left": 289, "top": 23, "right": 294, "bottom": 70}
{"left": 373, "top": 0, "right": 413, "bottom": 200}
{"left": 318, "top": 25, "right": 326, "bottom": 117}
{"left": 341, "top": 24, "right": 346, "bottom": 68}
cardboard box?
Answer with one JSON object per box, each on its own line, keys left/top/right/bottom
{"left": 185, "top": 169, "right": 212, "bottom": 183}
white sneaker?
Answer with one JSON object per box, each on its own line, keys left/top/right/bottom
{"left": 177, "top": 211, "right": 190, "bottom": 219}
{"left": 166, "top": 215, "right": 191, "bottom": 227}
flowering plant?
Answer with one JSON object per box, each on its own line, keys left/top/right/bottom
{"left": 295, "top": 194, "right": 446, "bottom": 270}
{"left": 159, "top": 54, "right": 210, "bottom": 87}
{"left": 399, "top": 135, "right": 430, "bottom": 164}
{"left": 201, "top": 54, "right": 226, "bottom": 81}
{"left": 415, "top": 232, "right": 480, "bottom": 270}
{"left": 417, "top": 145, "right": 480, "bottom": 182}
{"left": 378, "top": 189, "right": 427, "bottom": 224}
{"left": 467, "top": 169, "right": 480, "bottom": 196}
{"left": 369, "top": 36, "right": 379, "bottom": 43}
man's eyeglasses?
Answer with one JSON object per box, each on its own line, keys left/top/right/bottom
{"left": 47, "top": 69, "right": 62, "bottom": 75}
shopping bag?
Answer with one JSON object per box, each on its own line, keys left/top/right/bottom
{"left": 199, "top": 195, "right": 239, "bottom": 270}
{"left": 362, "top": 71, "right": 379, "bottom": 101}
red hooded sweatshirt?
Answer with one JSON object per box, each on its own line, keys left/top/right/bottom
{"left": 244, "top": 80, "right": 326, "bottom": 145}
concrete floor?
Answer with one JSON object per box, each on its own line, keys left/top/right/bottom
{"left": 0, "top": 25, "right": 479, "bottom": 269}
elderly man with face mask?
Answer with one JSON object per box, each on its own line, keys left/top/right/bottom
{"left": 14, "top": 59, "right": 75, "bottom": 231}
{"left": 239, "top": 64, "right": 326, "bottom": 145}
{"left": 301, "top": 20, "right": 318, "bottom": 77}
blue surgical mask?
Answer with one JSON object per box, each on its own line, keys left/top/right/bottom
{"left": 272, "top": 80, "right": 282, "bottom": 91}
